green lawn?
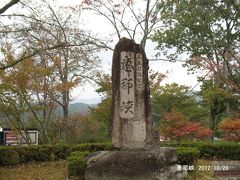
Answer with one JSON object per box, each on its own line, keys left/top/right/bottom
{"left": 0, "top": 161, "right": 68, "bottom": 180}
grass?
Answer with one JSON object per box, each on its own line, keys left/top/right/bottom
{"left": 187, "top": 159, "right": 216, "bottom": 180}
{"left": 0, "top": 160, "right": 68, "bottom": 180}
{"left": 0, "top": 159, "right": 232, "bottom": 180}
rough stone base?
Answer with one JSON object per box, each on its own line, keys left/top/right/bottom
{"left": 85, "top": 147, "right": 187, "bottom": 180}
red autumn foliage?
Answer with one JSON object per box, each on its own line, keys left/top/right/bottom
{"left": 219, "top": 118, "right": 240, "bottom": 141}
{"left": 159, "top": 111, "right": 213, "bottom": 141}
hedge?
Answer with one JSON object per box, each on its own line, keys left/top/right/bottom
{"left": 198, "top": 141, "right": 240, "bottom": 160}
{"left": 67, "top": 151, "right": 90, "bottom": 179}
{"left": 0, "top": 143, "right": 115, "bottom": 165}
{"left": 176, "top": 147, "right": 200, "bottom": 165}
{"left": 1, "top": 141, "right": 239, "bottom": 166}
{"left": 160, "top": 141, "right": 240, "bottom": 161}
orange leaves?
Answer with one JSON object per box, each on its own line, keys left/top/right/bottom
{"left": 219, "top": 118, "right": 240, "bottom": 131}
{"left": 54, "top": 81, "right": 76, "bottom": 92}
{"left": 219, "top": 118, "right": 240, "bottom": 141}
{"left": 159, "top": 110, "right": 213, "bottom": 140}
{"left": 53, "top": 55, "right": 62, "bottom": 67}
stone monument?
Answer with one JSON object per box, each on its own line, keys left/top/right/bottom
{"left": 85, "top": 38, "right": 187, "bottom": 180}
{"left": 110, "top": 37, "right": 154, "bottom": 149}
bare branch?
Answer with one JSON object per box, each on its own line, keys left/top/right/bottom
{"left": 0, "top": 43, "right": 66, "bottom": 70}
{"left": 124, "top": 0, "right": 144, "bottom": 32}
{"left": 0, "top": 0, "right": 20, "bottom": 14}
{"left": 0, "top": 28, "right": 32, "bottom": 34}
{"left": 148, "top": 58, "right": 186, "bottom": 62}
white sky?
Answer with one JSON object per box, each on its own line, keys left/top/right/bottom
{"left": 71, "top": 1, "right": 199, "bottom": 103}
{"left": 1, "top": 0, "right": 200, "bottom": 104}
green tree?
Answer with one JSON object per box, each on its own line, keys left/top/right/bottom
{"left": 199, "top": 80, "right": 234, "bottom": 138}
{"left": 152, "top": 83, "right": 208, "bottom": 126}
{"left": 152, "top": 0, "right": 240, "bottom": 116}
{"left": 88, "top": 70, "right": 165, "bottom": 141}
{"left": 88, "top": 73, "right": 112, "bottom": 142}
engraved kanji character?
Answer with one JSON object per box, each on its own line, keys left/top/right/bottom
{"left": 121, "top": 78, "right": 133, "bottom": 94}
{"left": 121, "top": 100, "right": 134, "bottom": 114}
{"left": 121, "top": 55, "right": 134, "bottom": 72}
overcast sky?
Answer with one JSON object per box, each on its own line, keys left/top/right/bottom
{"left": 1, "top": 0, "right": 199, "bottom": 104}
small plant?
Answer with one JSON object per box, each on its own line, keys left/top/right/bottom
{"left": 67, "top": 151, "right": 90, "bottom": 179}
{"left": 176, "top": 147, "right": 200, "bottom": 165}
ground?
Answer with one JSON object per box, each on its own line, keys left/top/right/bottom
{"left": 0, "top": 161, "right": 67, "bottom": 180}
{"left": 0, "top": 159, "right": 235, "bottom": 180}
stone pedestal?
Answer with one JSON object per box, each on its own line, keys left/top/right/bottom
{"left": 85, "top": 147, "right": 187, "bottom": 180}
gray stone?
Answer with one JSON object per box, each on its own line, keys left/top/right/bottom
{"left": 85, "top": 147, "right": 187, "bottom": 180}
{"left": 110, "top": 37, "right": 156, "bottom": 149}
{"left": 213, "top": 161, "right": 240, "bottom": 179}
{"left": 83, "top": 38, "right": 188, "bottom": 180}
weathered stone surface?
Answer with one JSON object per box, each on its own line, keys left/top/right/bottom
{"left": 110, "top": 37, "right": 155, "bottom": 149}
{"left": 93, "top": 38, "right": 187, "bottom": 180}
{"left": 85, "top": 147, "right": 187, "bottom": 180}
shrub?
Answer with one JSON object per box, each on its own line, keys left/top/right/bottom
{"left": 159, "top": 111, "right": 213, "bottom": 141}
{"left": 67, "top": 151, "right": 90, "bottom": 179}
{"left": 198, "top": 141, "right": 240, "bottom": 160}
{"left": 0, "top": 146, "right": 20, "bottom": 165}
{"left": 0, "top": 143, "right": 115, "bottom": 165}
{"left": 219, "top": 118, "right": 240, "bottom": 141}
{"left": 161, "top": 140, "right": 240, "bottom": 161}
{"left": 176, "top": 147, "right": 200, "bottom": 165}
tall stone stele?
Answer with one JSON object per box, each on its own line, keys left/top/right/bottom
{"left": 110, "top": 37, "right": 154, "bottom": 149}
{"left": 85, "top": 38, "right": 187, "bottom": 180}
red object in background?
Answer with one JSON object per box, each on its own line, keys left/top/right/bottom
{"left": 6, "top": 131, "right": 19, "bottom": 145}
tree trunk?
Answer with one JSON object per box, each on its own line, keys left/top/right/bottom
{"left": 209, "top": 108, "right": 216, "bottom": 142}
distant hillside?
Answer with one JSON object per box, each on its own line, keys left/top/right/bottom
{"left": 0, "top": 102, "right": 94, "bottom": 124}
{"left": 52, "top": 102, "right": 94, "bottom": 116}
{"left": 68, "top": 102, "right": 93, "bottom": 115}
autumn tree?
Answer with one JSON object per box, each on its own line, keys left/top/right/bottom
{"left": 219, "top": 118, "right": 240, "bottom": 141}
{"left": 63, "top": 112, "right": 103, "bottom": 144}
{"left": 152, "top": 83, "right": 208, "bottom": 126}
{"left": 0, "top": 53, "right": 58, "bottom": 144}
{"left": 159, "top": 110, "right": 213, "bottom": 141}
{"left": 0, "top": 0, "right": 105, "bottom": 142}
{"left": 152, "top": 0, "right": 240, "bottom": 117}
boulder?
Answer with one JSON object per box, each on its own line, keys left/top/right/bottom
{"left": 85, "top": 147, "right": 187, "bottom": 180}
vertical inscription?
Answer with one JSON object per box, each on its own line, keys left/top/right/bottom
{"left": 136, "top": 53, "right": 143, "bottom": 91}
{"left": 120, "top": 51, "right": 134, "bottom": 118}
